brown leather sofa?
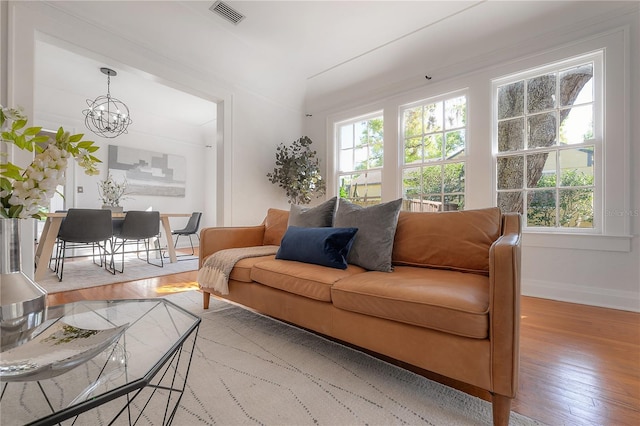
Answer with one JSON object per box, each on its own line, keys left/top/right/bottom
{"left": 199, "top": 207, "right": 522, "bottom": 426}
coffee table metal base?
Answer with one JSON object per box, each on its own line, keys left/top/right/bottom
{"left": 0, "top": 299, "right": 200, "bottom": 426}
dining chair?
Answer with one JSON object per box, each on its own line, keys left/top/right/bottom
{"left": 111, "top": 210, "right": 163, "bottom": 272}
{"left": 170, "top": 212, "right": 202, "bottom": 256}
{"left": 54, "top": 208, "right": 114, "bottom": 281}
{"left": 48, "top": 210, "right": 67, "bottom": 271}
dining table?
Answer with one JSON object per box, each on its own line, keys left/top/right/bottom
{"left": 34, "top": 212, "right": 193, "bottom": 281}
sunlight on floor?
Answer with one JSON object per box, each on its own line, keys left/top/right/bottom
{"left": 155, "top": 281, "right": 199, "bottom": 294}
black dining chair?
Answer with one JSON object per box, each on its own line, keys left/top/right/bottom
{"left": 111, "top": 210, "right": 163, "bottom": 272}
{"left": 170, "top": 212, "right": 202, "bottom": 257}
{"left": 54, "top": 208, "right": 114, "bottom": 281}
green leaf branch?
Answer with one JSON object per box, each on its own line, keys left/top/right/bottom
{"left": 1, "top": 105, "right": 101, "bottom": 219}
{"left": 267, "top": 136, "right": 326, "bottom": 204}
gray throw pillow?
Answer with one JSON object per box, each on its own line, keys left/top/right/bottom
{"left": 288, "top": 196, "right": 337, "bottom": 227}
{"left": 333, "top": 198, "right": 402, "bottom": 272}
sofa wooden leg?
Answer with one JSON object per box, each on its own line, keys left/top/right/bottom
{"left": 492, "top": 394, "right": 512, "bottom": 426}
{"left": 203, "top": 291, "right": 210, "bottom": 309}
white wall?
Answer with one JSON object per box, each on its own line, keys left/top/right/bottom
{"left": 229, "top": 88, "right": 304, "bottom": 223}
{"left": 305, "top": 9, "right": 640, "bottom": 311}
{"left": 0, "top": 1, "right": 6, "bottom": 105}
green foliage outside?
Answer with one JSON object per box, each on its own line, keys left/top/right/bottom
{"left": 339, "top": 118, "right": 383, "bottom": 205}
{"left": 339, "top": 184, "right": 349, "bottom": 199}
{"left": 355, "top": 118, "right": 383, "bottom": 170}
{"left": 403, "top": 101, "right": 466, "bottom": 165}
{"left": 527, "top": 170, "right": 594, "bottom": 227}
{"left": 401, "top": 98, "right": 466, "bottom": 211}
{"left": 403, "top": 162, "right": 465, "bottom": 210}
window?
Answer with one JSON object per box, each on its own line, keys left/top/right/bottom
{"left": 400, "top": 93, "right": 467, "bottom": 212}
{"left": 495, "top": 53, "right": 601, "bottom": 230}
{"left": 336, "top": 113, "right": 383, "bottom": 206}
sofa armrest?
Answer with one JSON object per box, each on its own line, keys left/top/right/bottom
{"left": 199, "top": 226, "right": 266, "bottom": 267}
{"left": 488, "top": 213, "right": 522, "bottom": 397}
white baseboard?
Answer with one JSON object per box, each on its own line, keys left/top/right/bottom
{"left": 522, "top": 279, "right": 640, "bottom": 312}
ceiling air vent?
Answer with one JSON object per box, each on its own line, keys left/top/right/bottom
{"left": 209, "top": 1, "right": 245, "bottom": 25}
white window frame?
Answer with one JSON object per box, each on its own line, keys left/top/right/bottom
{"left": 399, "top": 90, "right": 468, "bottom": 212}
{"left": 326, "top": 29, "right": 630, "bottom": 252}
{"left": 333, "top": 111, "right": 384, "bottom": 205}
{"left": 492, "top": 51, "right": 604, "bottom": 234}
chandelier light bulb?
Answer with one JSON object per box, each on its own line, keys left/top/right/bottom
{"left": 82, "top": 67, "right": 132, "bottom": 138}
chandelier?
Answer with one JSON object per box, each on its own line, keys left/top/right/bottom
{"left": 82, "top": 67, "right": 132, "bottom": 138}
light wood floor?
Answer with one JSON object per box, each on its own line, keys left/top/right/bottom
{"left": 46, "top": 268, "right": 640, "bottom": 425}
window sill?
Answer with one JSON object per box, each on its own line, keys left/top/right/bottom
{"left": 522, "top": 232, "right": 633, "bottom": 252}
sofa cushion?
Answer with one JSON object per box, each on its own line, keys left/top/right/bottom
{"left": 229, "top": 255, "right": 276, "bottom": 283}
{"left": 251, "top": 259, "right": 366, "bottom": 302}
{"left": 262, "top": 208, "right": 289, "bottom": 246}
{"left": 392, "top": 208, "right": 502, "bottom": 274}
{"left": 276, "top": 226, "right": 358, "bottom": 269}
{"left": 333, "top": 198, "right": 402, "bottom": 272}
{"left": 331, "top": 266, "right": 490, "bottom": 339}
{"left": 288, "top": 197, "right": 337, "bottom": 227}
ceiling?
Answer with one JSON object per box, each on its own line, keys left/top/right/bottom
{"left": 36, "top": 1, "right": 630, "bottom": 121}
{"left": 185, "top": 0, "right": 483, "bottom": 79}
{"left": 35, "top": 41, "right": 218, "bottom": 129}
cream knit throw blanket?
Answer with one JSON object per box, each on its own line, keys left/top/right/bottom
{"left": 197, "top": 245, "right": 279, "bottom": 295}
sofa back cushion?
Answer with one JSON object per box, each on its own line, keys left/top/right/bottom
{"left": 334, "top": 198, "right": 402, "bottom": 272}
{"left": 392, "top": 207, "right": 502, "bottom": 274}
{"left": 288, "top": 197, "right": 337, "bottom": 227}
{"left": 262, "top": 208, "right": 289, "bottom": 245}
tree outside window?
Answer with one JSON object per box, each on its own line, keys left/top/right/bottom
{"left": 401, "top": 94, "right": 467, "bottom": 212}
{"left": 337, "top": 114, "right": 383, "bottom": 206}
{"left": 495, "top": 55, "right": 599, "bottom": 229}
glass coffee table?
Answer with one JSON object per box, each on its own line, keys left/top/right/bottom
{"left": 0, "top": 298, "right": 200, "bottom": 426}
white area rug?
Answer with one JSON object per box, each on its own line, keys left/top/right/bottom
{"left": 167, "top": 292, "right": 542, "bottom": 425}
{"left": 37, "top": 254, "right": 198, "bottom": 293}
{"left": 0, "top": 291, "right": 544, "bottom": 425}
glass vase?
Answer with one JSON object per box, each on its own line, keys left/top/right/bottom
{"left": 0, "top": 218, "right": 47, "bottom": 352}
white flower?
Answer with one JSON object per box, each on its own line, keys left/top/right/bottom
{"left": 1, "top": 104, "right": 101, "bottom": 219}
{"left": 39, "top": 177, "right": 58, "bottom": 191}
{"left": 98, "top": 174, "right": 130, "bottom": 207}
{"left": 48, "top": 146, "right": 60, "bottom": 160}
{"left": 1, "top": 105, "right": 26, "bottom": 121}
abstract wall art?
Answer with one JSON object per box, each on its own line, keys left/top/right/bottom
{"left": 107, "top": 145, "right": 186, "bottom": 197}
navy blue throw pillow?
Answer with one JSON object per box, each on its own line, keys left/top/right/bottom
{"left": 276, "top": 226, "right": 358, "bottom": 269}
